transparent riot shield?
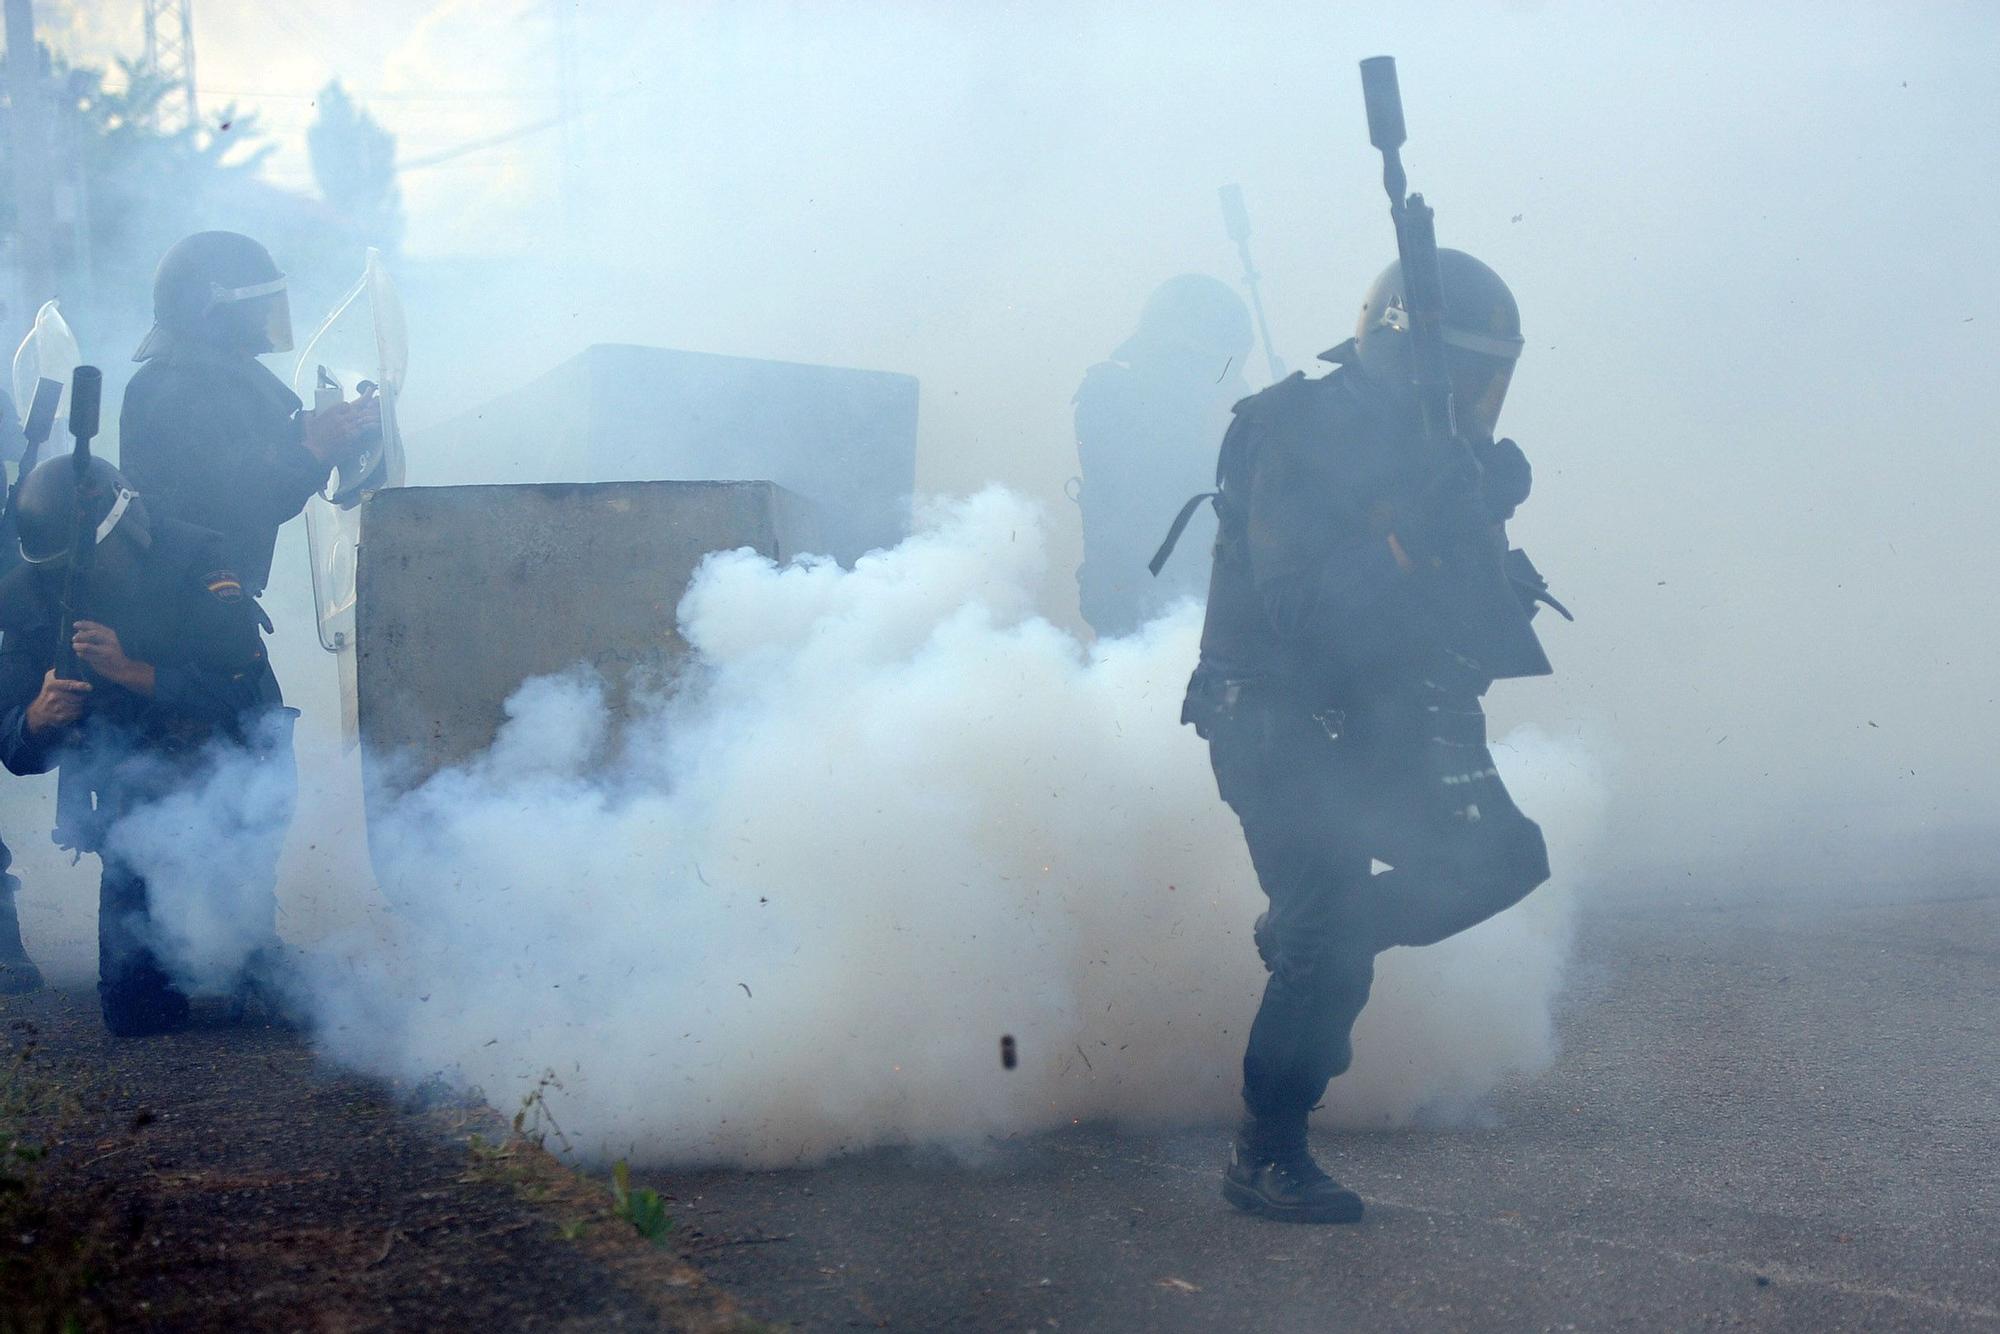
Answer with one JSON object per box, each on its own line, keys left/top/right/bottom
{"left": 291, "top": 250, "right": 409, "bottom": 653}
{"left": 10, "top": 300, "right": 81, "bottom": 453}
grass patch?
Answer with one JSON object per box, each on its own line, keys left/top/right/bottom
{"left": 0, "top": 1020, "right": 110, "bottom": 1333}
{"left": 610, "top": 1161, "right": 674, "bottom": 1243}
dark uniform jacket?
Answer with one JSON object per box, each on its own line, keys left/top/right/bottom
{"left": 0, "top": 520, "right": 282, "bottom": 846}
{"left": 1075, "top": 359, "right": 1246, "bottom": 638}
{"left": 1192, "top": 355, "right": 1536, "bottom": 712}
{"left": 119, "top": 335, "right": 330, "bottom": 597}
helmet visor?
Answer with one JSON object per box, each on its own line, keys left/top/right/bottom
{"left": 206, "top": 278, "right": 294, "bottom": 354}
{"left": 1449, "top": 352, "right": 1514, "bottom": 441}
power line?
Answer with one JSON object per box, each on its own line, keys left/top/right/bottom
{"left": 396, "top": 114, "right": 567, "bottom": 172}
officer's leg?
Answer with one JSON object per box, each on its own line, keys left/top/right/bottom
{"left": 1210, "top": 710, "right": 1369, "bottom": 1223}
{"left": 1238, "top": 817, "right": 1377, "bottom": 1127}
{"left": 98, "top": 856, "right": 189, "bottom": 1037}
{"left": 1359, "top": 740, "right": 1551, "bottom": 951}
{"left": 0, "top": 834, "right": 44, "bottom": 994}
{"left": 231, "top": 708, "right": 300, "bottom": 1019}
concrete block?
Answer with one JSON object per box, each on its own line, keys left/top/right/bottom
{"left": 406, "top": 344, "right": 918, "bottom": 566}
{"left": 355, "top": 480, "right": 818, "bottom": 811}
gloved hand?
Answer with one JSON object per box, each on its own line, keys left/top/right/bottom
{"left": 1473, "top": 436, "right": 1531, "bottom": 521}
{"left": 1394, "top": 460, "right": 1491, "bottom": 568}
{"left": 302, "top": 395, "right": 382, "bottom": 464}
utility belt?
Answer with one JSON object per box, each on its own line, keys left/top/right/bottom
{"left": 51, "top": 704, "right": 298, "bottom": 857}
{"left": 1182, "top": 664, "right": 1485, "bottom": 749}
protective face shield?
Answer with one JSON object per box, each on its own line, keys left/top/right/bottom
{"left": 14, "top": 455, "right": 147, "bottom": 568}
{"left": 1353, "top": 249, "right": 1523, "bottom": 440}
{"left": 134, "top": 231, "right": 295, "bottom": 360}
{"left": 209, "top": 279, "right": 295, "bottom": 356}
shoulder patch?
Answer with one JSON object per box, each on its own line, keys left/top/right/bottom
{"left": 203, "top": 569, "right": 246, "bottom": 602}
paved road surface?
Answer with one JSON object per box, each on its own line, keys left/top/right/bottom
{"left": 662, "top": 888, "right": 2000, "bottom": 1331}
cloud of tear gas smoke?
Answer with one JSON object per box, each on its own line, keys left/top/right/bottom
{"left": 15, "top": 3, "right": 1999, "bottom": 924}
{"left": 120, "top": 488, "right": 1600, "bottom": 1166}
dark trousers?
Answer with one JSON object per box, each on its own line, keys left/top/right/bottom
{"left": 97, "top": 856, "right": 186, "bottom": 1022}
{"left": 91, "top": 715, "right": 297, "bottom": 1030}
{"left": 1209, "top": 695, "right": 1551, "bottom": 1127}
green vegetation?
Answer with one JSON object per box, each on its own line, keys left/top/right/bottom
{"left": 610, "top": 1160, "right": 674, "bottom": 1243}
{"left": 0, "top": 1022, "right": 103, "bottom": 1333}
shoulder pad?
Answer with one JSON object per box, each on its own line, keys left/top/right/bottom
{"left": 1229, "top": 369, "right": 1323, "bottom": 419}
{"left": 1071, "top": 360, "right": 1135, "bottom": 407}
{"left": 151, "top": 518, "right": 233, "bottom": 579}
{"left": 156, "top": 522, "right": 251, "bottom": 605}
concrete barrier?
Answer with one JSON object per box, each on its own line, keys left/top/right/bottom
{"left": 405, "top": 344, "right": 918, "bottom": 567}
{"left": 354, "top": 480, "right": 819, "bottom": 814}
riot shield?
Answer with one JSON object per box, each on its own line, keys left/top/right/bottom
{"left": 10, "top": 301, "right": 80, "bottom": 451}
{"left": 291, "top": 249, "right": 409, "bottom": 654}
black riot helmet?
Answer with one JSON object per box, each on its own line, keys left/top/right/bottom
{"left": 133, "top": 231, "right": 294, "bottom": 361}
{"left": 1353, "top": 249, "right": 1523, "bottom": 439}
{"left": 1116, "top": 274, "right": 1254, "bottom": 380}
{"left": 14, "top": 455, "right": 149, "bottom": 567}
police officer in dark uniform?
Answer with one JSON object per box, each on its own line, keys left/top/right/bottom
{"left": 119, "top": 231, "right": 377, "bottom": 603}
{"left": 0, "top": 387, "right": 34, "bottom": 994}
{"left": 1182, "top": 249, "right": 1555, "bottom": 1223}
{"left": 0, "top": 456, "right": 287, "bottom": 1035}
{"left": 1075, "top": 274, "right": 1252, "bottom": 638}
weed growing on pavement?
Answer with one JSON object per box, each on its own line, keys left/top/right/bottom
{"left": 610, "top": 1160, "right": 674, "bottom": 1243}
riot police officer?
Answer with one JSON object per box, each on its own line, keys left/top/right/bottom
{"left": 1182, "top": 249, "right": 1555, "bottom": 1223}
{"left": 1074, "top": 274, "right": 1252, "bottom": 638}
{"left": 119, "top": 231, "right": 376, "bottom": 602}
{"left": 0, "top": 385, "right": 35, "bottom": 993}
{"left": 0, "top": 456, "right": 288, "bottom": 1035}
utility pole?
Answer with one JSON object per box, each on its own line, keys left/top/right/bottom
{"left": 4, "top": 0, "right": 57, "bottom": 324}
{"left": 140, "top": 0, "right": 198, "bottom": 134}
{"left": 551, "top": 0, "right": 581, "bottom": 248}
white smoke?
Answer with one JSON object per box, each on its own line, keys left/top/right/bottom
{"left": 120, "top": 488, "right": 1599, "bottom": 1167}
{"left": 99, "top": 711, "right": 298, "bottom": 986}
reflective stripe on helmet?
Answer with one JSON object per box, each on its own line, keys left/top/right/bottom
{"left": 1379, "top": 302, "right": 1524, "bottom": 362}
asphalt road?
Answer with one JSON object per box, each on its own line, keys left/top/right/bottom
{"left": 661, "top": 887, "right": 2000, "bottom": 1332}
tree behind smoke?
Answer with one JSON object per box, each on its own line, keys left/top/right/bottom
{"left": 125, "top": 489, "right": 1597, "bottom": 1167}
{"left": 307, "top": 81, "right": 405, "bottom": 259}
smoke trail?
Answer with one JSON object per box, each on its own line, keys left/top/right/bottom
{"left": 125, "top": 488, "right": 1599, "bottom": 1166}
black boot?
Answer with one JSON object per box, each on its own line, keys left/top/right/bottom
{"left": 226, "top": 943, "right": 306, "bottom": 1029}
{"left": 0, "top": 875, "right": 43, "bottom": 996}
{"left": 1222, "top": 1118, "right": 1364, "bottom": 1225}
{"left": 100, "top": 947, "right": 190, "bottom": 1037}
{"left": 102, "top": 986, "right": 190, "bottom": 1038}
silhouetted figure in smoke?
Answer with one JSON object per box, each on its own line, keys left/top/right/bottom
{"left": 0, "top": 457, "right": 290, "bottom": 1035}
{"left": 120, "top": 231, "right": 378, "bottom": 604}
{"left": 1177, "top": 250, "right": 1556, "bottom": 1223}
{"left": 1074, "top": 274, "right": 1251, "bottom": 638}
{"left": 0, "top": 386, "right": 32, "bottom": 993}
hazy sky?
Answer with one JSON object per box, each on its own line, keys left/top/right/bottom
{"left": 36, "top": 0, "right": 2000, "bottom": 886}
